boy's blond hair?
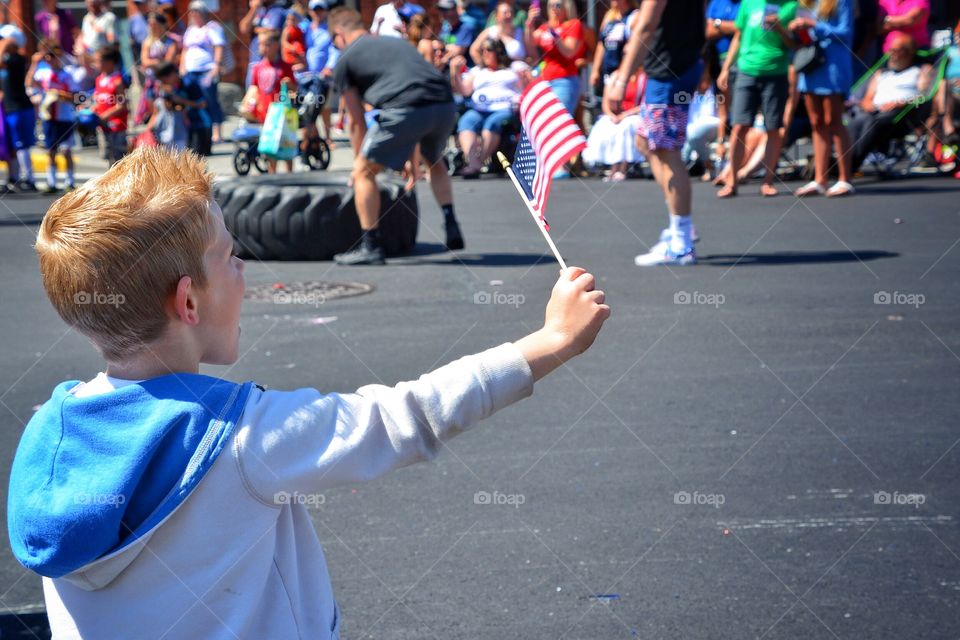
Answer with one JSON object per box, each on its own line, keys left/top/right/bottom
{"left": 36, "top": 147, "right": 215, "bottom": 361}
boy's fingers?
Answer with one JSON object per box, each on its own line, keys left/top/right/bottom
{"left": 588, "top": 290, "right": 605, "bottom": 305}
{"left": 574, "top": 272, "right": 595, "bottom": 292}
{"left": 560, "top": 266, "right": 586, "bottom": 281}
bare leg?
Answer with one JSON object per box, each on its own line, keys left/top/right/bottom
{"left": 640, "top": 136, "right": 691, "bottom": 215}
{"left": 827, "top": 94, "right": 853, "bottom": 184}
{"left": 352, "top": 155, "right": 384, "bottom": 230}
{"left": 760, "top": 128, "right": 783, "bottom": 194}
{"left": 428, "top": 159, "right": 453, "bottom": 207}
{"left": 805, "top": 94, "right": 829, "bottom": 186}
{"left": 719, "top": 124, "right": 747, "bottom": 197}
{"left": 739, "top": 129, "right": 768, "bottom": 180}
{"left": 321, "top": 105, "right": 333, "bottom": 143}
{"left": 655, "top": 149, "right": 692, "bottom": 216}
{"left": 459, "top": 130, "right": 480, "bottom": 172}
{"left": 48, "top": 149, "right": 57, "bottom": 186}
{"left": 479, "top": 130, "right": 501, "bottom": 167}
{"left": 64, "top": 149, "right": 74, "bottom": 186}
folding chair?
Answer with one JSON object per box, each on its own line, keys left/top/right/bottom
{"left": 850, "top": 46, "right": 951, "bottom": 177}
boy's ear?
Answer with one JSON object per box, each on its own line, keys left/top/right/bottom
{"left": 173, "top": 275, "right": 201, "bottom": 326}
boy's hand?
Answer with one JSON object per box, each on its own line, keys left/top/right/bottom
{"left": 515, "top": 267, "right": 610, "bottom": 382}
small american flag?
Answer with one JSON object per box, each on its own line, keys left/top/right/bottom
{"left": 512, "top": 81, "right": 587, "bottom": 230}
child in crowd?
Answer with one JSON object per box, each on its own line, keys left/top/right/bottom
{"left": 282, "top": 9, "right": 308, "bottom": 70}
{"left": 145, "top": 71, "right": 188, "bottom": 151}
{"left": 682, "top": 67, "right": 722, "bottom": 182}
{"left": 155, "top": 61, "right": 210, "bottom": 155}
{"left": 91, "top": 46, "right": 128, "bottom": 166}
{"left": 583, "top": 72, "right": 646, "bottom": 182}
{"left": 0, "top": 38, "right": 38, "bottom": 192}
{"left": 251, "top": 32, "right": 297, "bottom": 173}
{"left": 27, "top": 39, "right": 79, "bottom": 193}
{"left": 7, "top": 146, "right": 609, "bottom": 638}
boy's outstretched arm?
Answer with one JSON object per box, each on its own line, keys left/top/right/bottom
{"left": 235, "top": 269, "right": 610, "bottom": 499}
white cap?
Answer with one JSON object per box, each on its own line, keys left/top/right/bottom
{"left": 0, "top": 26, "right": 26, "bottom": 49}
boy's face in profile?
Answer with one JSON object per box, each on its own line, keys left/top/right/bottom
{"left": 159, "top": 72, "right": 179, "bottom": 88}
{"left": 260, "top": 38, "right": 279, "bottom": 61}
{"left": 95, "top": 53, "right": 112, "bottom": 74}
{"left": 194, "top": 203, "right": 245, "bottom": 365}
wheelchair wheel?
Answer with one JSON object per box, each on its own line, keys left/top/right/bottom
{"left": 304, "top": 137, "right": 331, "bottom": 171}
{"left": 253, "top": 149, "right": 270, "bottom": 174}
{"left": 232, "top": 148, "right": 251, "bottom": 176}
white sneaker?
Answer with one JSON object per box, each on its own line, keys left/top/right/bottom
{"left": 635, "top": 244, "right": 697, "bottom": 266}
{"left": 649, "top": 225, "right": 701, "bottom": 255}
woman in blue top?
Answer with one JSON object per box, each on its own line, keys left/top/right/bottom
{"left": 790, "top": 0, "right": 855, "bottom": 197}
{"left": 589, "top": 0, "right": 635, "bottom": 100}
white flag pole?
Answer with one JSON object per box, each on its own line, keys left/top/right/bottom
{"left": 497, "top": 152, "right": 568, "bottom": 271}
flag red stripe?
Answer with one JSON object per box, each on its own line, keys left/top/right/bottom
{"left": 518, "top": 80, "right": 587, "bottom": 215}
{"left": 531, "top": 128, "right": 586, "bottom": 200}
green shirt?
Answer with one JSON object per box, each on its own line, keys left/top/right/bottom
{"left": 485, "top": 8, "right": 527, "bottom": 29}
{"left": 734, "top": 0, "right": 797, "bottom": 77}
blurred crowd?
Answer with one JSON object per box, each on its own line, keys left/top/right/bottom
{"left": 0, "top": 0, "right": 956, "bottom": 194}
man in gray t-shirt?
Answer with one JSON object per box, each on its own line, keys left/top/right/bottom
{"left": 330, "top": 8, "right": 462, "bottom": 265}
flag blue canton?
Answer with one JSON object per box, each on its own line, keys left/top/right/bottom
{"left": 512, "top": 130, "right": 537, "bottom": 203}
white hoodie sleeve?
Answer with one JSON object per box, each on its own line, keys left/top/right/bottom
{"left": 233, "top": 343, "right": 534, "bottom": 504}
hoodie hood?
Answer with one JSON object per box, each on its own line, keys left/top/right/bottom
{"left": 7, "top": 373, "right": 254, "bottom": 589}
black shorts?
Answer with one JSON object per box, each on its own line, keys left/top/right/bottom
{"left": 362, "top": 102, "right": 457, "bottom": 171}
{"left": 732, "top": 73, "right": 789, "bottom": 130}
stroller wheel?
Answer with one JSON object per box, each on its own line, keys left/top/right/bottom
{"left": 304, "top": 138, "right": 331, "bottom": 170}
{"left": 232, "top": 148, "right": 251, "bottom": 176}
{"left": 254, "top": 150, "right": 270, "bottom": 174}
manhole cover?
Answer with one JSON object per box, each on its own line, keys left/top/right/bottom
{"left": 245, "top": 281, "right": 374, "bottom": 305}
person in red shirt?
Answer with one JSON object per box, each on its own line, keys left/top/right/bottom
{"left": 92, "top": 46, "right": 128, "bottom": 166}
{"left": 251, "top": 32, "right": 297, "bottom": 173}
{"left": 281, "top": 11, "right": 307, "bottom": 70}
{"left": 524, "top": 0, "right": 584, "bottom": 177}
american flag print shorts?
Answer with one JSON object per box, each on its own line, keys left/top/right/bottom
{"left": 637, "top": 103, "right": 689, "bottom": 151}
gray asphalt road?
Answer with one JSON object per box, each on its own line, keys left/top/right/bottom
{"left": 0, "top": 173, "right": 958, "bottom": 639}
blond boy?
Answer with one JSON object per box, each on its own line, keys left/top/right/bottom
{"left": 8, "top": 147, "right": 609, "bottom": 638}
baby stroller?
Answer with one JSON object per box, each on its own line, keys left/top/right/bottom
{"left": 231, "top": 123, "right": 270, "bottom": 176}
{"left": 296, "top": 73, "right": 332, "bottom": 171}
{"left": 231, "top": 121, "right": 331, "bottom": 176}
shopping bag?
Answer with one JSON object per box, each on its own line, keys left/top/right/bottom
{"left": 257, "top": 82, "right": 298, "bottom": 161}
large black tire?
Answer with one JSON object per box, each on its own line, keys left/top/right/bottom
{"left": 214, "top": 173, "right": 419, "bottom": 261}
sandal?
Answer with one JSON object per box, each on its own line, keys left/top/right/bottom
{"left": 461, "top": 168, "right": 481, "bottom": 180}
{"left": 795, "top": 181, "right": 826, "bottom": 197}
{"left": 760, "top": 184, "right": 779, "bottom": 197}
{"left": 826, "top": 181, "right": 855, "bottom": 197}
{"left": 603, "top": 171, "right": 626, "bottom": 183}
{"left": 717, "top": 184, "right": 737, "bottom": 198}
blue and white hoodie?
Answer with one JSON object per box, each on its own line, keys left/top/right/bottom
{"left": 8, "top": 344, "right": 533, "bottom": 639}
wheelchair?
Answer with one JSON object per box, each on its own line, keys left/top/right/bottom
{"left": 444, "top": 103, "right": 521, "bottom": 177}
{"left": 849, "top": 44, "right": 951, "bottom": 178}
